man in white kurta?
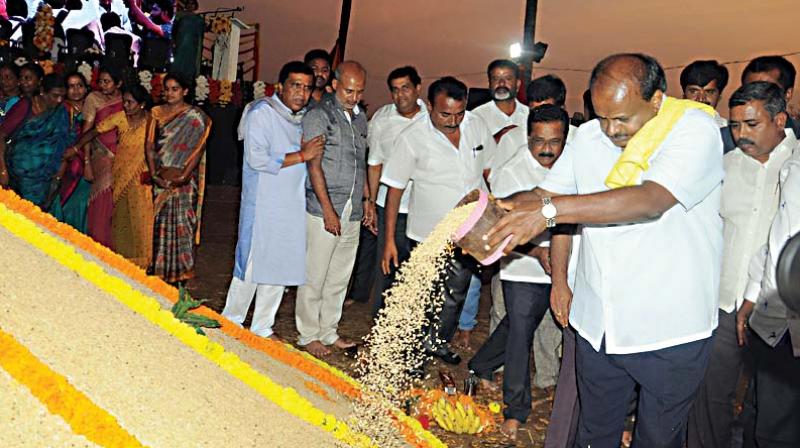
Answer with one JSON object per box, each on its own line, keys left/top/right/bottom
{"left": 221, "top": 62, "right": 324, "bottom": 338}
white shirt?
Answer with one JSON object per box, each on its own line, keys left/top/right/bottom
{"left": 744, "top": 144, "right": 800, "bottom": 346}
{"left": 539, "top": 106, "right": 724, "bottom": 355}
{"left": 367, "top": 99, "right": 428, "bottom": 213}
{"left": 473, "top": 99, "right": 528, "bottom": 172}
{"left": 382, "top": 112, "right": 496, "bottom": 242}
{"left": 719, "top": 129, "right": 797, "bottom": 312}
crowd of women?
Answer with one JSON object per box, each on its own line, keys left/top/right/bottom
{"left": 0, "top": 62, "right": 212, "bottom": 284}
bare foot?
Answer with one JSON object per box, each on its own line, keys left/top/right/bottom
{"left": 621, "top": 429, "right": 633, "bottom": 447}
{"left": 267, "top": 334, "right": 285, "bottom": 343}
{"left": 452, "top": 329, "right": 472, "bottom": 350}
{"left": 333, "top": 337, "right": 356, "bottom": 349}
{"left": 500, "top": 418, "right": 520, "bottom": 440}
{"left": 305, "top": 340, "right": 330, "bottom": 357}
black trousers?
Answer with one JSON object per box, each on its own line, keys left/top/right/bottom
{"left": 348, "top": 222, "right": 378, "bottom": 303}
{"left": 412, "top": 241, "right": 477, "bottom": 348}
{"left": 687, "top": 309, "right": 751, "bottom": 448}
{"left": 468, "top": 281, "right": 551, "bottom": 423}
{"left": 371, "top": 206, "right": 410, "bottom": 315}
{"left": 575, "top": 334, "right": 713, "bottom": 448}
{"left": 750, "top": 331, "right": 800, "bottom": 448}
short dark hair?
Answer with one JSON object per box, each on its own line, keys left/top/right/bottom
{"left": 527, "top": 74, "right": 566, "bottom": 107}
{"left": 278, "top": 60, "right": 314, "bottom": 84}
{"left": 100, "top": 11, "right": 121, "bottom": 31}
{"left": 590, "top": 53, "right": 666, "bottom": 101}
{"left": 487, "top": 59, "right": 520, "bottom": 80}
{"left": 582, "top": 88, "right": 596, "bottom": 119}
{"left": 742, "top": 55, "right": 796, "bottom": 91}
{"left": 527, "top": 104, "right": 569, "bottom": 140}
{"left": 680, "top": 60, "right": 729, "bottom": 92}
{"left": 20, "top": 62, "right": 44, "bottom": 81}
{"left": 386, "top": 66, "right": 421, "bottom": 89}
{"left": 729, "top": 81, "right": 787, "bottom": 119}
{"left": 123, "top": 84, "right": 153, "bottom": 109}
{"left": 42, "top": 73, "right": 65, "bottom": 93}
{"left": 153, "top": 0, "right": 174, "bottom": 18}
{"left": 303, "top": 49, "right": 331, "bottom": 66}
{"left": 427, "top": 76, "right": 467, "bottom": 105}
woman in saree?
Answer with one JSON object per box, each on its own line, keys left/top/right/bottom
{"left": 0, "top": 63, "right": 21, "bottom": 123}
{"left": 70, "top": 85, "right": 154, "bottom": 268}
{"left": 50, "top": 72, "right": 90, "bottom": 232}
{"left": 82, "top": 66, "right": 123, "bottom": 248}
{"left": 0, "top": 74, "right": 73, "bottom": 205}
{"left": 147, "top": 73, "right": 211, "bottom": 283}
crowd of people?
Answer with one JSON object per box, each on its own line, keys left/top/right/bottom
{"left": 0, "top": 61, "right": 211, "bottom": 283}
{"left": 224, "top": 49, "right": 799, "bottom": 448}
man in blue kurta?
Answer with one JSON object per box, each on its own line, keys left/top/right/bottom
{"left": 221, "top": 61, "right": 325, "bottom": 338}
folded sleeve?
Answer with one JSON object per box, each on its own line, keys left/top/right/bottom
{"left": 381, "top": 134, "right": 415, "bottom": 190}
{"left": 243, "top": 108, "right": 283, "bottom": 175}
{"left": 642, "top": 111, "right": 724, "bottom": 210}
{"left": 539, "top": 143, "right": 578, "bottom": 195}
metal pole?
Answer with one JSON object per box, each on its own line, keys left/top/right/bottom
{"left": 520, "top": 0, "right": 539, "bottom": 93}
{"left": 337, "top": 0, "right": 353, "bottom": 59}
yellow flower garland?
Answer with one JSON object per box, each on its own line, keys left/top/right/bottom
{"left": 0, "top": 188, "right": 446, "bottom": 448}
{"left": 0, "top": 202, "right": 375, "bottom": 448}
{"left": 0, "top": 328, "right": 146, "bottom": 447}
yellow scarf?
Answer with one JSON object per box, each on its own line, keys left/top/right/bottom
{"left": 604, "top": 96, "right": 716, "bottom": 189}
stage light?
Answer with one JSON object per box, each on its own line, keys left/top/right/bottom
{"left": 509, "top": 42, "right": 522, "bottom": 60}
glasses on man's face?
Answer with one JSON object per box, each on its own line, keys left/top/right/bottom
{"left": 287, "top": 82, "right": 313, "bottom": 93}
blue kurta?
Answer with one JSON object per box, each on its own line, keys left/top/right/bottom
{"left": 233, "top": 95, "right": 307, "bottom": 285}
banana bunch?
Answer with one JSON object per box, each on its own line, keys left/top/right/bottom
{"left": 430, "top": 398, "right": 483, "bottom": 434}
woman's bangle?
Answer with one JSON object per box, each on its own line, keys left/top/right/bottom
{"left": 299, "top": 151, "right": 306, "bottom": 163}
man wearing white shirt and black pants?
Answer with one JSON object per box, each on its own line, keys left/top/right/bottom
{"left": 468, "top": 104, "right": 574, "bottom": 439}
{"left": 688, "top": 82, "right": 797, "bottom": 448}
{"left": 737, "top": 90, "right": 800, "bottom": 448}
{"left": 382, "top": 76, "right": 496, "bottom": 365}
{"left": 485, "top": 54, "right": 723, "bottom": 447}
{"left": 362, "top": 66, "right": 427, "bottom": 314}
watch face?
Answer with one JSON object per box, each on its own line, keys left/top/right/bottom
{"left": 542, "top": 203, "right": 557, "bottom": 219}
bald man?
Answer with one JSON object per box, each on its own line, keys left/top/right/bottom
{"left": 485, "top": 54, "right": 723, "bottom": 448}
{"left": 296, "top": 61, "right": 374, "bottom": 358}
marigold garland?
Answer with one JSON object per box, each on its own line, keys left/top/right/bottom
{"left": 0, "top": 201, "right": 374, "bottom": 448}
{"left": 0, "top": 189, "right": 446, "bottom": 448}
{"left": 0, "top": 328, "right": 146, "bottom": 447}
{"left": 33, "top": 4, "right": 55, "bottom": 53}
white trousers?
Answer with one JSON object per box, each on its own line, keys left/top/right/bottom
{"left": 221, "top": 254, "right": 285, "bottom": 338}
{"left": 295, "top": 200, "right": 360, "bottom": 346}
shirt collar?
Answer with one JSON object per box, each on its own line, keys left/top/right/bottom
{"left": 332, "top": 94, "right": 360, "bottom": 116}
{"left": 390, "top": 98, "right": 427, "bottom": 120}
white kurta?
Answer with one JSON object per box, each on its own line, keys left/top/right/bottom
{"left": 233, "top": 95, "right": 307, "bottom": 285}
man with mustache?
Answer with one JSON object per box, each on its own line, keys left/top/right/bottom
{"left": 484, "top": 53, "right": 723, "bottom": 447}
{"left": 303, "top": 49, "right": 333, "bottom": 107}
{"left": 680, "top": 60, "right": 729, "bottom": 112}
{"left": 297, "top": 61, "right": 374, "bottom": 358}
{"left": 381, "top": 76, "right": 496, "bottom": 366}
{"left": 222, "top": 61, "right": 324, "bottom": 340}
{"left": 688, "top": 81, "right": 797, "bottom": 448}
{"left": 468, "top": 104, "right": 578, "bottom": 440}
{"left": 722, "top": 55, "right": 799, "bottom": 153}
{"left": 353, "top": 66, "right": 427, "bottom": 314}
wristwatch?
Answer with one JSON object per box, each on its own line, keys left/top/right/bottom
{"left": 541, "top": 197, "right": 557, "bottom": 228}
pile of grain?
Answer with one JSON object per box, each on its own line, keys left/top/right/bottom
{"left": 349, "top": 203, "right": 476, "bottom": 447}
